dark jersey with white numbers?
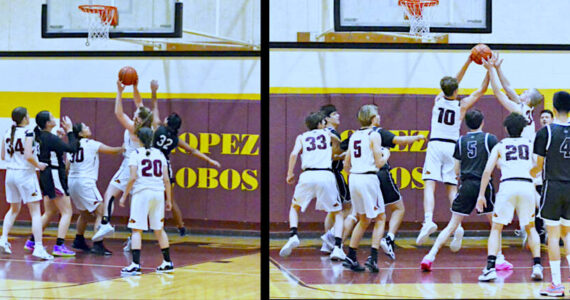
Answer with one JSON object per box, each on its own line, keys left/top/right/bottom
{"left": 453, "top": 132, "right": 498, "bottom": 180}
{"left": 152, "top": 126, "right": 179, "bottom": 159}
{"left": 534, "top": 122, "right": 570, "bottom": 181}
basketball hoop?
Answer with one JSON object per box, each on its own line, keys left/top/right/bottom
{"left": 78, "top": 5, "right": 118, "bottom": 46}
{"left": 398, "top": 0, "right": 438, "bottom": 37}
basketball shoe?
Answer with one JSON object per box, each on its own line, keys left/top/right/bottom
{"left": 32, "top": 246, "right": 54, "bottom": 260}
{"left": 495, "top": 253, "right": 513, "bottom": 271}
{"left": 279, "top": 235, "right": 299, "bottom": 257}
{"left": 329, "top": 246, "right": 346, "bottom": 261}
{"left": 0, "top": 239, "right": 12, "bottom": 254}
{"left": 420, "top": 256, "right": 433, "bottom": 272}
{"left": 531, "top": 264, "right": 544, "bottom": 281}
{"left": 53, "top": 244, "right": 75, "bottom": 257}
{"left": 478, "top": 267, "right": 497, "bottom": 282}
{"left": 92, "top": 223, "right": 114, "bottom": 241}
{"left": 380, "top": 235, "right": 396, "bottom": 260}
{"left": 540, "top": 283, "right": 564, "bottom": 297}
{"left": 24, "top": 240, "right": 34, "bottom": 251}
{"left": 449, "top": 226, "right": 464, "bottom": 252}
{"left": 156, "top": 261, "right": 174, "bottom": 273}
{"left": 364, "top": 256, "right": 379, "bottom": 273}
{"left": 342, "top": 256, "right": 365, "bottom": 272}
{"left": 416, "top": 221, "right": 437, "bottom": 245}
{"left": 121, "top": 262, "right": 142, "bottom": 276}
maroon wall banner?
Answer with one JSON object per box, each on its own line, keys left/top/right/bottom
{"left": 270, "top": 94, "right": 543, "bottom": 225}
{"left": 55, "top": 97, "right": 259, "bottom": 224}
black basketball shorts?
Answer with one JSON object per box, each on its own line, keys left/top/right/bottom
{"left": 39, "top": 167, "right": 69, "bottom": 199}
{"left": 377, "top": 168, "right": 401, "bottom": 206}
{"left": 451, "top": 179, "right": 494, "bottom": 215}
{"left": 332, "top": 169, "right": 351, "bottom": 203}
{"left": 539, "top": 180, "right": 570, "bottom": 226}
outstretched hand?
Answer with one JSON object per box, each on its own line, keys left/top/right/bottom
{"left": 286, "top": 173, "right": 295, "bottom": 185}
{"left": 481, "top": 58, "right": 493, "bottom": 70}
{"left": 117, "top": 80, "right": 125, "bottom": 93}
{"left": 492, "top": 52, "right": 503, "bottom": 68}
{"left": 475, "top": 195, "right": 486, "bottom": 213}
{"left": 150, "top": 80, "right": 159, "bottom": 92}
{"left": 61, "top": 116, "right": 73, "bottom": 132}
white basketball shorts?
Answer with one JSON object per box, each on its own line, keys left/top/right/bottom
{"left": 492, "top": 180, "right": 536, "bottom": 227}
{"left": 422, "top": 140, "right": 458, "bottom": 185}
{"left": 292, "top": 170, "right": 342, "bottom": 213}
{"left": 128, "top": 189, "right": 165, "bottom": 231}
{"left": 349, "top": 173, "right": 384, "bottom": 219}
{"left": 5, "top": 169, "right": 42, "bottom": 204}
{"left": 69, "top": 178, "right": 103, "bottom": 213}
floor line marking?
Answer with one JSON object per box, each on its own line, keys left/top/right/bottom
{"left": 270, "top": 257, "right": 423, "bottom": 299}
{"left": 282, "top": 266, "right": 545, "bottom": 271}
{"left": 0, "top": 258, "right": 155, "bottom": 270}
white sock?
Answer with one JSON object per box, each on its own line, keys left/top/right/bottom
{"left": 35, "top": 241, "right": 43, "bottom": 248}
{"left": 387, "top": 233, "right": 395, "bottom": 241}
{"left": 424, "top": 213, "right": 433, "bottom": 223}
{"left": 566, "top": 255, "right": 570, "bottom": 270}
{"left": 550, "top": 260, "right": 562, "bottom": 285}
{"left": 426, "top": 248, "right": 438, "bottom": 261}
{"left": 328, "top": 228, "right": 334, "bottom": 235}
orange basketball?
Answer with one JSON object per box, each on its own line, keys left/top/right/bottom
{"left": 118, "top": 66, "right": 138, "bottom": 86}
{"left": 470, "top": 44, "right": 492, "bottom": 65}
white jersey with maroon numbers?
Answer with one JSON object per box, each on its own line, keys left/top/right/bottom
{"left": 430, "top": 96, "right": 461, "bottom": 141}
{"left": 3, "top": 127, "right": 36, "bottom": 170}
{"left": 496, "top": 137, "right": 534, "bottom": 181}
{"left": 299, "top": 129, "right": 332, "bottom": 170}
{"left": 348, "top": 128, "right": 378, "bottom": 174}
{"left": 520, "top": 103, "right": 536, "bottom": 141}
{"left": 128, "top": 147, "right": 167, "bottom": 194}
{"left": 68, "top": 139, "right": 102, "bottom": 181}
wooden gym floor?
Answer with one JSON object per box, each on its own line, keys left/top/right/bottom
{"left": 270, "top": 236, "right": 567, "bottom": 299}
{"left": 0, "top": 227, "right": 260, "bottom": 299}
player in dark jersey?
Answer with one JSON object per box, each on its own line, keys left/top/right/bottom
{"left": 532, "top": 91, "right": 570, "bottom": 297}
{"left": 152, "top": 112, "right": 221, "bottom": 236}
{"left": 535, "top": 109, "right": 554, "bottom": 244}
{"left": 420, "top": 109, "right": 498, "bottom": 271}
{"left": 26, "top": 111, "right": 79, "bottom": 257}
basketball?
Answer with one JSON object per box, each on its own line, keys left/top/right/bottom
{"left": 118, "top": 66, "right": 138, "bottom": 85}
{"left": 470, "top": 44, "right": 492, "bottom": 65}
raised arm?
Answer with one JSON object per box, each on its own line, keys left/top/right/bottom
{"left": 150, "top": 80, "right": 160, "bottom": 129}
{"left": 460, "top": 72, "right": 490, "bottom": 119}
{"left": 286, "top": 136, "right": 303, "bottom": 184}
{"left": 51, "top": 116, "right": 79, "bottom": 153}
{"left": 133, "top": 81, "right": 143, "bottom": 108}
{"left": 98, "top": 143, "right": 125, "bottom": 155}
{"left": 178, "top": 139, "right": 221, "bottom": 168}
{"left": 393, "top": 134, "right": 426, "bottom": 146}
{"left": 475, "top": 146, "right": 499, "bottom": 212}
{"left": 493, "top": 53, "right": 520, "bottom": 103}
{"left": 456, "top": 56, "right": 473, "bottom": 85}
{"left": 482, "top": 61, "right": 520, "bottom": 113}
{"left": 115, "top": 80, "right": 135, "bottom": 133}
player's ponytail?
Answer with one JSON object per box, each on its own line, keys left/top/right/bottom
{"left": 136, "top": 127, "right": 154, "bottom": 156}
{"left": 72, "top": 123, "right": 84, "bottom": 149}
{"left": 9, "top": 107, "right": 27, "bottom": 157}
{"left": 166, "top": 113, "right": 181, "bottom": 135}
{"left": 34, "top": 111, "right": 50, "bottom": 143}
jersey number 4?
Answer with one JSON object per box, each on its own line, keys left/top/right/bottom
{"left": 5, "top": 138, "right": 24, "bottom": 155}
{"left": 437, "top": 108, "right": 455, "bottom": 125}
{"left": 505, "top": 145, "right": 530, "bottom": 161}
{"left": 560, "top": 137, "right": 570, "bottom": 158}
{"left": 141, "top": 159, "right": 163, "bottom": 177}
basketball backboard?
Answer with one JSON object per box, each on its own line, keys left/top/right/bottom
{"left": 42, "top": 0, "right": 182, "bottom": 38}
{"left": 334, "top": 0, "right": 491, "bottom": 33}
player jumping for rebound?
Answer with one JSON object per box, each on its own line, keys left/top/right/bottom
{"left": 420, "top": 109, "right": 497, "bottom": 271}
{"left": 342, "top": 104, "right": 389, "bottom": 272}
{"left": 417, "top": 56, "right": 489, "bottom": 247}
{"left": 476, "top": 113, "right": 543, "bottom": 282}
{"left": 533, "top": 92, "right": 570, "bottom": 297}
{"left": 280, "top": 112, "right": 345, "bottom": 261}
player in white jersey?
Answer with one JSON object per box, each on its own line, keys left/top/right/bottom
{"left": 482, "top": 55, "right": 545, "bottom": 247}
{"left": 67, "top": 122, "right": 124, "bottom": 255}
{"left": 417, "top": 56, "right": 490, "bottom": 245}
{"left": 343, "top": 104, "right": 389, "bottom": 273}
{"left": 476, "top": 113, "right": 543, "bottom": 282}
{"left": 484, "top": 53, "right": 544, "bottom": 141}
{"left": 119, "top": 128, "right": 173, "bottom": 275}
{"left": 279, "top": 111, "right": 344, "bottom": 260}
{"left": 93, "top": 79, "right": 158, "bottom": 241}
{"left": 0, "top": 107, "right": 53, "bottom": 260}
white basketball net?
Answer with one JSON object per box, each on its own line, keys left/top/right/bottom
{"left": 79, "top": 6, "right": 116, "bottom": 46}
{"left": 399, "top": 0, "right": 438, "bottom": 37}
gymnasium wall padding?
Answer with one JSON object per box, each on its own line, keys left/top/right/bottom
{"left": 270, "top": 94, "right": 543, "bottom": 225}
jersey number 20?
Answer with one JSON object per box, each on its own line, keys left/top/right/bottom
{"left": 437, "top": 108, "right": 455, "bottom": 125}
{"left": 505, "top": 145, "right": 529, "bottom": 161}
{"left": 141, "top": 159, "right": 163, "bottom": 177}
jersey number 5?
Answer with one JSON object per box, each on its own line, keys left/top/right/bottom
{"left": 437, "top": 108, "right": 455, "bottom": 125}
{"left": 141, "top": 159, "right": 163, "bottom": 177}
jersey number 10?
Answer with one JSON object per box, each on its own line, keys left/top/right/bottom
{"left": 437, "top": 108, "right": 455, "bottom": 125}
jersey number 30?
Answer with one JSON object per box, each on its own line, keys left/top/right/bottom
{"left": 69, "top": 148, "right": 85, "bottom": 163}
{"left": 141, "top": 159, "right": 163, "bottom": 177}
{"left": 437, "top": 108, "right": 455, "bottom": 125}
